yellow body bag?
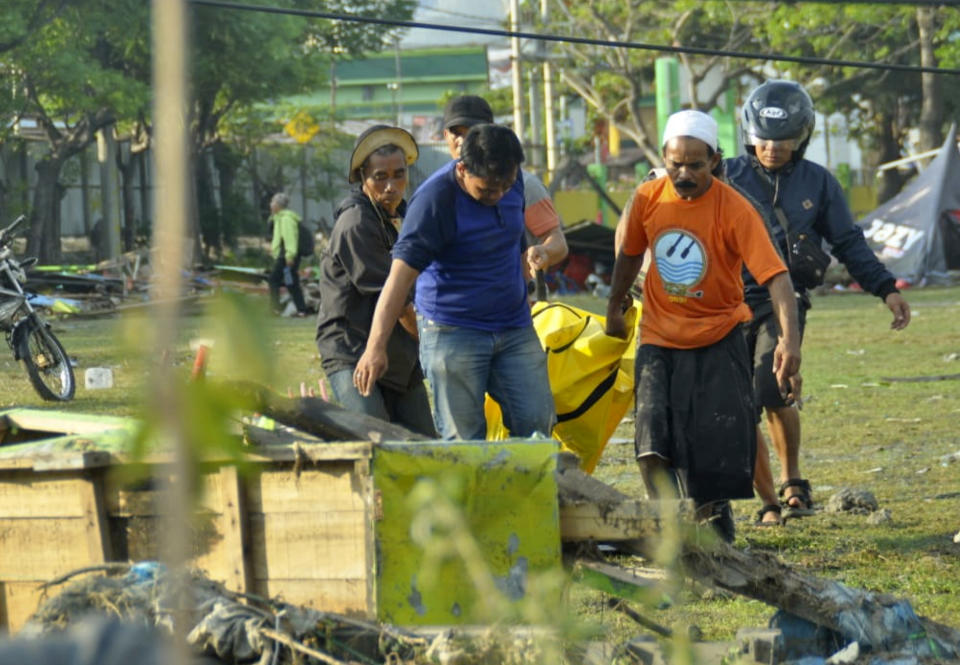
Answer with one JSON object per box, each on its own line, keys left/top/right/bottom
{"left": 485, "top": 301, "right": 639, "bottom": 473}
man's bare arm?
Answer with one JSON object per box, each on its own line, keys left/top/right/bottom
{"left": 605, "top": 251, "right": 645, "bottom": 339}
{"left": 526, "top": 225, "right": 569, "bottom": 275}
{"left": 765, "top": 271, "right": 802, "bottom": 399}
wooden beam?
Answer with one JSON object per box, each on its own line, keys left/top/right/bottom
{"left": 78, "top": 471, "right": 112, "bottom": 565}
{"left": 221, "top": 380, "right": 427, "bottom": 443}
{"left": 355, "top": 457, "right": 377, "bottom": 619}
{"left": 219, "top": 465, "right": 251, "bottom": 594}
{"left": 560, "top": 498, "right": 692, "bottom": 542}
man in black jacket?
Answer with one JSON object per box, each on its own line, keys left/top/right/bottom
{"left": 726, "top": 81, "right": 910, "bottom": 524}
{"left": 315, "top": 125, "right": 436, "bottom": 436}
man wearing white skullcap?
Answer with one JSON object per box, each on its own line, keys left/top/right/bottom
{"left": 604, "top": 108, "right": 802, "bottom": 543}
{"left": 662, "top": 109, "right": 719, "bottom": 152}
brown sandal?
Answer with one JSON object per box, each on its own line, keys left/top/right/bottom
{"left": 779, "top": 478, "right": 816, "bottom": 517}
{"left": 754, "top": 503, "right": 784, "bottom": 527}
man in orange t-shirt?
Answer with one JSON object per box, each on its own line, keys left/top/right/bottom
{"left": 605, "top": 110, "right": 801, "bottom": 543}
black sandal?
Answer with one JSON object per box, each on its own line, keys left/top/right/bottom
{"left": 779, "top": 478, "right": 816, "bottom": 517}
{"left": 754, "top": 503, "right": 783, "bottom": 527}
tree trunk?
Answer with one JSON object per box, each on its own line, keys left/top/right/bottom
{"left": 194, "top": 151, "right": 220, "bottom": 261}
{"left": 28, "top": 155, "right": 65, "bottom": 263}
{"left": 916, "top": 7, "right": 942, "bottom": 163}
{"left": 212, "top": 142, "right": 238, "bottom": 249}
{"left": 117, "top": 145, "right": 137, "bottom": 252}
{"left": 556, "top": 461, "right": 960, "bottom": 659}
{"left": 137, "top": 150, "right": 150, "bottom": 243}
{"left": 873, "top": 112, "right": 907, "bottom": 205}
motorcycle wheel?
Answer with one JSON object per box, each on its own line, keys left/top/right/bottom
{"left": 17, "top": 317, "right": 76, "bottom": 401}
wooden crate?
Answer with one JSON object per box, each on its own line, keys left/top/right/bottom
{"left": 0, "top": 409, "right": 376, "bottom": 633}
{"left": 0, "top": 409, "right": 670, "bottom": 633}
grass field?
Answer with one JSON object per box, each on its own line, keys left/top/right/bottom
{"left": 1, "top": 285, "right": 958, "bottom": 641}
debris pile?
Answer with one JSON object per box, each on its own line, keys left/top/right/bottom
{"left": 19, "top": 564, "right": 560, "bottom": 665}
{"left": 22, "top": 248, "right": 322, "bottom": 318}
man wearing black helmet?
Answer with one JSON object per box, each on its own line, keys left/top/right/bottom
{"left": 726, "top": 80, "right": 911, "bottom": 526}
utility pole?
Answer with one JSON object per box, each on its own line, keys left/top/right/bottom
{"left": 541, "top": 0, "right": 557, "bottom": 180}
{"left": 394, "top": 36, "right": 403, "bottom": 127}
{"left": 509, "top": 0, "right": 525, "bottom": 148}
{"left": 529, "top": 1, "right": 544, "bottom": 173}
{"left": 330, "top": 59, "right": 337, "bottom": 121}
{"left": 529, "top": 69, "right": 542, "bottom": 171}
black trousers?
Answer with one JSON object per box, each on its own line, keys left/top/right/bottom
{"left": 268, "top": 255, "right": 308, "bottom": 313}
{"left": 633, "top": 326, "right": 756, "bottom": 504}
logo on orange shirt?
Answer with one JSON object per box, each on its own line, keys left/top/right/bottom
{"left": 653, "top": 229, "right": 706, "bottom": 299}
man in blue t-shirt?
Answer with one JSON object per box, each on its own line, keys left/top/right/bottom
{"left": 353, "top": 124, "right": 556, "bottom": 440}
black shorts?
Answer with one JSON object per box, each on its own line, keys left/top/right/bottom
{"left": 633, "top": 327, "right": 757, "bottom": 504}
{"left": 742, "top": 298, "right": 808, "bottom": 412}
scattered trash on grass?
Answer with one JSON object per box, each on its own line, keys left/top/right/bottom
{"left": 866, "top": 509, "right": 893, "bottom": 525}
{"left": 84, "top": 367, "right": 114, "bottom": 390}
{"left": 826, "top": 488, "right": 880, "bottom": 515}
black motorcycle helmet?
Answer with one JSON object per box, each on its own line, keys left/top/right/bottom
{"left": 741, "top": 80, "right": 815, "bottom": 160}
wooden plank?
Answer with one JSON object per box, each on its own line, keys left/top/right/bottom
{"left": 218, "top": 466, "right": 251, "bottom": 593}
{"left": 0, "top": 518, "right": 97, "bottom": 580}
{"left": 354, "top": 458, "right": 376, "bottom": 618}
{"left": 104, "top": 472, "right": 223, "bottom": 516}
{"left": 0, "top": 458, "right": 43, "bottom": 471}
{"left": 0, "top": 473, "right": 89, "bottom": 518}
{"left": 33, "top": 451, "right": 113, "bottom": 471}
{"left": 1, "top": 409, "right": 131, "bottom": 435}
{"left": 0, "top": 581, "right": 45, "bottom": 633}
{"left": 115, "top": 510, "right": 226, "bottom": 564}
{"left": 0, "top": 451, "right": 113, "bottom": 472}
{"left": 120, "top": 441, "right": 371, "bottom": 466}
{"left": 190, "top": 535, "right": 229, "bottom": 586}
{"left": 247, "top": 512, "right": 367, "bottom": 580}
{"left": 245, "top": 465, "right": 364, "bottom": 514}
{"left": 559, "top": 499, "right": 692, "bottom": 542}
{"left": 77, "top": 471, "right": 112, "bottom": 564}
{"left": 252, "top": 578, "right": 369, "bottom": 617}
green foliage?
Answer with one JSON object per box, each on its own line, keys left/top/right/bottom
{"left": 541, "top": 0, "right": 958, "bottom": 189}
{"left": 11, "top": 0, "right": 151, "bottom": 123}
{"left": 187, "top": 1, "right": 413, "bottom": 252}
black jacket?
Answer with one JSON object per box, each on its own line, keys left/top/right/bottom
{"left": 725, "top": 155, "right": 897, "bottom": 308}
{"left": 315, "top": 189, "right": 421, "bottom": 391}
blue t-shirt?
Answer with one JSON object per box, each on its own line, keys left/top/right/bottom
{"left": 392, "top": 160, "right": 530, "bottom": 332}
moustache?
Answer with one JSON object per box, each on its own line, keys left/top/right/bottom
{"left": 675, "top": 180, "right": 697, "bottom": 190}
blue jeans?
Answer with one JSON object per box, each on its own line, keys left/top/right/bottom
{"left": 327, "top": 369, "right": 437, "bottom": 438}
{"left": 417, "top": 317, "right": 556, "bottom": 440}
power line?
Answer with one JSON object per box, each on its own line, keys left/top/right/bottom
{"left": 189, "top": 0, "right": 960, "bottom": 76}
{"left": 730, "top": 0, "right": 960, "bottom": 5}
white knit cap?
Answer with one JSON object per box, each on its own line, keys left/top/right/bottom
{"left": 662, "top": 109, "right": 718, "bottom": 152}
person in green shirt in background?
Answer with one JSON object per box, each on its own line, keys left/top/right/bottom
{"left": 268, "top": 192, "right": 309, "bottom": 317}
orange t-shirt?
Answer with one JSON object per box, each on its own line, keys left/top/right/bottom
{"left": 622, "top": 177, "right": 786, "bottom": 349}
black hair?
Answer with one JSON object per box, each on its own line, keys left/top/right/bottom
{"left": 358, "top": 144, "right": 405, "bottom": 180}
{"left": 710, "top": 146, "right": 724, "bottom": 177}
{"left": 459, "top": 124, "right": 524, "bottom": 180}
